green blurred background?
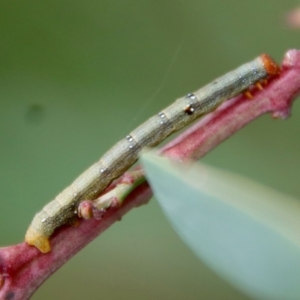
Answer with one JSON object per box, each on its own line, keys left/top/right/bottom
{"left": 1, "top": 1, "right": 300, "bottom": 299}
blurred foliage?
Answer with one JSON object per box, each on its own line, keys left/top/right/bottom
{"left": 0, "top": 1, "right": 300, "bottom": 299}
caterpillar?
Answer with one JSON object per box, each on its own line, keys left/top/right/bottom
{"left": 25, "top": 54, "right": 279, "bottom": 253}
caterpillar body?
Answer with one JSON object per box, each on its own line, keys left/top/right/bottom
{"left": 25, "top": 54, "right": 279, "bottom": 253}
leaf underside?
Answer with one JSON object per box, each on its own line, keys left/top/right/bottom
{"left": 141, "top": 152, "right": 300, "bottom": 300}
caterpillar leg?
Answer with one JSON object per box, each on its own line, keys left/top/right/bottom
{"left": 25, "top": 227, "right": 51, "bottom": 253}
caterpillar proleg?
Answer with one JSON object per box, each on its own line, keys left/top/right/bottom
{"left": 25, "top": 54, "right": 279, "bottom": 253}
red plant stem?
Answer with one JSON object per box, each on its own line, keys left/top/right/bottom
{"left": 1, "top": 49, "right": 300, "bottom": 300}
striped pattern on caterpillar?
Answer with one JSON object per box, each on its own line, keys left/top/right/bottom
{"left": 25, "top": 54, "right": 279, "bottom": 253}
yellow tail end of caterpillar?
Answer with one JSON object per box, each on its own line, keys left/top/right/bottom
{"left": 25, "top": 227, "right": 51, "bottom": 253}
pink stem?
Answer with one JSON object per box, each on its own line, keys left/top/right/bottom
{"left": 1, "top": 49, "right": 300, "bottom": 300}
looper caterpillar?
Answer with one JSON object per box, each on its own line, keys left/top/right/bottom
{"left": 25, "top": 54, "right": 279, "bottom": 253}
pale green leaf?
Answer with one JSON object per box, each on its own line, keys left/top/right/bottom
{"left": 141, "top": 152, "right": 300, "bottom": 300}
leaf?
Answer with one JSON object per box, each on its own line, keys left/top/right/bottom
{"left": 141, "top": 152, "right": 300, "bottom": 300}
